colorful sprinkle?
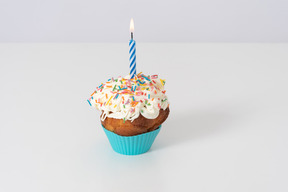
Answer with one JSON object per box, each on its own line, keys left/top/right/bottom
{"left": 137, "top": 80, "right": 145, "bottom": 84}
{"left": 106, "top": 96, "right": 113, "bottom": 105}
{"left": 131, "top": 101, "right": 137, "bottom": 107}
{"left": 135, "top": 92, "right": 142, "bottom": 96}
{"left": 160, "top": 79, "right": 165, "bottom": 86}
{"left": 114, "top": 93, "right": 119, "bottom": 99}
{"left": 87, "top": 99, "right": 91, "bottom": 106}
{"left": 141, "top": 74, "right": 151, "bottom": 81}
{"left": 151, "top": 75, "right": 158, "bottom": 79}
{"left": 125, "top": 99, "right": 130, "bottom": 105}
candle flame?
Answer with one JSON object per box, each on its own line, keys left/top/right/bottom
{"left": 130, "top": 18, "right": 134, "bottom": 33}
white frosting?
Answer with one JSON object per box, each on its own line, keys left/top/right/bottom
{"left": 88, "top": 73, "right": 169, "bottom": 122}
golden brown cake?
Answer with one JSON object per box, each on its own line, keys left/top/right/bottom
{"left": 102, "top": 108, "right": 170, "bottom": 136}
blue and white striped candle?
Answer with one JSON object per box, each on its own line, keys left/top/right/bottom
{"left": 129, "top": 18, "right": 136, "bottom": 78}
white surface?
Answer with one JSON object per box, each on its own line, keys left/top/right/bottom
{"left": 1, "top": 0, "right": 288, "bottom": 43}
{"left": 0, "top": 43, "right": 288, "bottom": 192}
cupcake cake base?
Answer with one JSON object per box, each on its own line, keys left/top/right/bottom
{"left": 102, "top": 125, "right": 161, "bottom": 155}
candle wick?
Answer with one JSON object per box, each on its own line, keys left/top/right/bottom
{"left": 131, "top": 32, "right": 133, "bottom": 40}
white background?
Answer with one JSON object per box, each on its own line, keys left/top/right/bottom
{"left": 0, "top": 0, "right": 288, "bottom": 42}
{"left": 1, "top": 0, "right": 288, "bottom": 191}
{"left": 0, "top": 43, "right": 288, "bottom": 191}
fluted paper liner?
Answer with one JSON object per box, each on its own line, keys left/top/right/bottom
{"left": 102, "top": 125, "right": 161, "bottom": 155}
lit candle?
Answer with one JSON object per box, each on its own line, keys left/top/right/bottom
{"left": 129, "top": 18, "right": 136, "bottom": 78}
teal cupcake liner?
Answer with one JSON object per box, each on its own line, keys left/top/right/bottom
{"left": 102, "top": 125, "right": 161, "bottom": 155}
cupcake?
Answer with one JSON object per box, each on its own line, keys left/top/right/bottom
{"left": 87, "top": 72, "right": 169, "bottom": 155}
